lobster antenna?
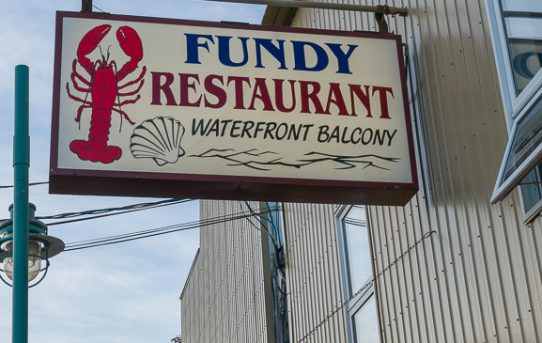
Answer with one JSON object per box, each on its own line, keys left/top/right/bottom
{"left": 98, "top": 45, "right": 104, "bottom": 63}
{"left": 111, "top": 62, "right": 124, "bottom": 133}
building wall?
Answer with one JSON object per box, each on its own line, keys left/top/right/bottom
{"left": 180, "top": 201, "right": 270, "bottom": 343}
{"left": 286, "top": 1, "right": 542, "bottom": 342}
{"left": 281, "top": 203, "right": 347, "bottom": 342}
{"left": 181, "top": 2, "right": 542, "bottom": 342}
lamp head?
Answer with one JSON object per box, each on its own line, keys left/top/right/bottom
{"left": 0, "top": 216, "right": 64, "bottom": 287}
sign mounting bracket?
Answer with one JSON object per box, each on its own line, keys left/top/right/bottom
{"left": 205, "top": 0, "right": 408, "bottom": 17}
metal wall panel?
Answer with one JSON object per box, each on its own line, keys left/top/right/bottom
{"left": 281, "top": 203, "right": 348, "bottom": 342}
{"left": 287, "top": 1, "right": 542, "bottom": 342}
{"left": 180, "top": 1, "right": 542, "bottom": 342}
{"left": 180, "top": 201, "right": 269, "bottom": 343}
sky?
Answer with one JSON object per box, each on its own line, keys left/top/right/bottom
{"left": 0, "top": 1, "right": 265, "bottom": 342}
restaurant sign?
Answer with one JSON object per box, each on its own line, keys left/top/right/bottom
{"left": 50, "top": 11, "right": 418, "bottom": 205}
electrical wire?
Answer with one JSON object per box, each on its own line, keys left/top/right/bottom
{"left": 62, "top": 207, "right": 275, "bottom": 252}
{"left": 41, "top": 199, "right": 193, "bottom": 226}
{"left": 242, "top": 201, "right": 281, "bottom": 250}
{"left": 2, "top": 183, "right": 194, "bottom": 227}
{"left": 0, "top": 181, "right": 49, "bottom": 189}
{"left": 39, "top": 197, "right": 189, "bottom": 220}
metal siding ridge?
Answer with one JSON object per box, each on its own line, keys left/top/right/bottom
{"left": 285, "top": 203, "right": 300, "bottom": 341}
{"left": 283, "top": 204, "right": 298, "bottom": 339}
{"left": 510, "top": 201, "right": 541, "bottom": 342}
{"left": 492, "top": 200, "right": 521, "bottom": 341}
{"left": 377, "top": 205, "right": 397, "bottom": 342}
{"left": 324, "top": 205, "right": 341, "bottom": 342}
{"left": 372, "top": 206, "right": 390, "bottom": 341}
{"left": 419, "top": 0, "right": 461, "bottom": 339}
{"left": 428, "top": 0, "right": 471, "bottom": 332}
{"left": 391, "top": 205, "right": 412, "bottom": 342}
{"left": 313, "top": 205, "right": 324, "bottom": 341}
{"left": 306, "top": 204, "right": 317, "bottom": 340}
{"left": 395, "top": 205, "right": 416, "bottom": 343}
{"left": 409, "top": 199, "right": 428, "bottom": 343}
{"left": 286, "top": 203, "right": 300, "bottom": 341}
{"left": 530, "top": 217, "right": 542, "bottom": 341}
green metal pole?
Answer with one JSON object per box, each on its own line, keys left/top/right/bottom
{"left": 13, "top": 64, "right": 29, "bottom": 343}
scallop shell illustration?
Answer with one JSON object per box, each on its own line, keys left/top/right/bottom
{"left": 130, "top": 116, "right": 186, "bottom": 166}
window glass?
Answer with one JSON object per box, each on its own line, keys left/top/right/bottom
{"left": 501, "top": 0, "right": 542, "bottom": 12}
{"left": 353, "top": 295, "right": 380, "bottom": 343}
{"left": 501, "top": 96, "right": 542, "bottom": 180}
{"left": 343, "top": 209, "right": 372, "bottom": 295}
{"left": 521, "top": 164, "right": 542, "bottom": 209}
{"left": 344, "top": 222, "right": 372, "bottom": 293}
{"left": 500, "top": 0, "right": 542, "bottom": 94}
{"left": 347, "top": 205, "right": 366, "bottom": 222}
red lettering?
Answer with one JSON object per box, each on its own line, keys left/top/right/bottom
{"left": 179, "top": 73, "right": 202, "bottom": 107}
{"left": 227, "top": 76, "right": 251, "bottom": 109}
{"left": 348, "top": 84, "right": 371, "bottom": 117}
{"left": 274, "top": 79, "right": 296, "bottom": 113}
{"left": 149, "top": 70, "right": 396, "bottom": 120}
{"left": 299, "top": 81, "right": 325, "bottom": 114}
{"left": 325, "top": 83, "right": 349, "bottom": 115}
{"left": 372, "top": 86, "right": 394, "bottom": 119}
{"left": 248, "top": 78, "right": 274, "bottom": 111}
{"left": 151, "top": 72, "right": 177, "bottom": 105}
{"left": 204, "top": 74, "right": 227, "bottom": 109}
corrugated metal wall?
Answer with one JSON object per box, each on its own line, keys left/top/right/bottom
{"left": 288, "top": 1, "right": 542, "bottom": 342}
{"left": 180, "top": 201, "right": 270, "bottom": 343}
{"left": 281, "top": 203, "right": 347, "bottom": 342}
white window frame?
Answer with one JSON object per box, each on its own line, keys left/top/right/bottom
{"left": 487, "top": 0, "right": 542, "bottom": 220}
{"left": 335, "top": 205, "right": 381, "bottom": 343}
{"left": 487, "top": 1, "right": 542, "bottom": 117}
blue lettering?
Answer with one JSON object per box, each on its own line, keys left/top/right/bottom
{"left": 292, "top": 40, "right": 329, "bottom": 72}
{"left": 255, "top": 38, "right": 287, "bottom": 69}
{"left": 218, "top": 36, "right": 250, "bottom": 67}
{"left": 185, "top": 33, "right": 214, "bottom": 64}
{"left": 326, "top": 43, "right": 357, "bottom": 74}
{"left": 183, "top": 34, "right": 358, "bottom": 74}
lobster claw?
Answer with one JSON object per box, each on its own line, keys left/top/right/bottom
{"left": 77, "top": 24, "right": 112, "bottom": 75}
{"left": 116, "top": 26, "right": 144, "bottom": 81}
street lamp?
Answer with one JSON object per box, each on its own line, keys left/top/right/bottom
{"left": 3, "top": 64, "right": 65, "bottom": 342}
{"left": 0, "top": 203, "right": 64, "bottom": 287}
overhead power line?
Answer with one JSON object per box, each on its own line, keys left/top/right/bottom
{"left": 63, "top": 206, "right": 278, "bottom": 252}
{"left": 39, "top": 197, "right": 189, "bottom": 220}
{"left": 2, "top": 183, "right": 195, "bottom": 227}
{"left": 40, "top": 198, "right": 193, "bottom": 226}
{"left": 0, "top": 181, "right": 48, "bottom": 189}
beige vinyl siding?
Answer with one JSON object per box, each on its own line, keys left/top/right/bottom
{"left": 284, "top": 1, "right": 542, "bottom": 342}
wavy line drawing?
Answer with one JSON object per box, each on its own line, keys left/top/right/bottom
{"left": 190, "top": 148, "right": 297, "bottom": 171}
{"left": 298, "top": 152, "right": 400, "bottom": 170}
{"left": 190, "top": 148, "right": 399, "bottom": 172}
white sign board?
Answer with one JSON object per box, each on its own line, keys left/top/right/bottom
{"left": 50, "top": 12, "right": 417, "bottom": 204}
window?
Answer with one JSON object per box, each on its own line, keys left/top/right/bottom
{"left": 488, "top": 0, "right": 542, "bottom": 219}
{"left": 500, "top": 0, "right": 542, "bottom": 96}
{"left": 353, "top": 296, "right": 380, "bottom": 343}
{"left": 336, "top": 205, "right": 380, "bottom": 343}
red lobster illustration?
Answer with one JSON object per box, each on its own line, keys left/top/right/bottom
{"left": 66, "top": 24, "right": 146, "bottom": 163}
